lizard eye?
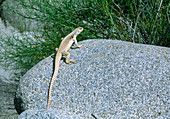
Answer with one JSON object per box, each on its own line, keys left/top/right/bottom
{"left": 79, "top": 27, "right": 83, "bottom": 30}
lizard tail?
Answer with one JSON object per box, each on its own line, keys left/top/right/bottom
{"left": 47, "top": 53, "right": 61, "bottom": 109}
{"left": 47, "top": 76, "right": 55, "bottom": 109}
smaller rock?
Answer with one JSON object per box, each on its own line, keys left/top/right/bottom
{"left": 18, "top": 109, "right": 87, "bottom": 119}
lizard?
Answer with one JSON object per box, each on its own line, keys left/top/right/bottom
{"left": 46, "top": 27, "right": 83, "bottom": 109}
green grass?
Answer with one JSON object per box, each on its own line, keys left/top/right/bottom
{"left": 0, "top": 33, "right": 48, "bottom": 71}
{"left": 0, "top": 0, "right": 169, "bottom": 77}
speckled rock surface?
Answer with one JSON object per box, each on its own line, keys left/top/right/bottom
{"left": 18, "top": 109, "right": 84, "bottom": 119}
{"left": 16, "top": 39, "right": 169, "bottom": 118}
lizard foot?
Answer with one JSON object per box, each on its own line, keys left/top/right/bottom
{"left": 66, "top": 59, "right": 78, "bottom": 63}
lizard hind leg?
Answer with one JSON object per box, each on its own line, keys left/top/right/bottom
{"left": 62, "top": 51, "right": 77, "bottom": 63}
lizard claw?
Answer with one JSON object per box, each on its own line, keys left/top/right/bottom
{"left": 66, "top": 60, "right": 78, "bottom": 63}
{"left": 78, "top": 45, "right": 83, "bottom": 48}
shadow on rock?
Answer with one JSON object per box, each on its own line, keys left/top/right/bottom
{"left": 14, "top": 95, "right": 24, "bottom": 115}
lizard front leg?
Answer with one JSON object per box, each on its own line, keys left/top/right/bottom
{"left": 73, "top": 35, "right": 83, "bottom": 48}
{"left": 62, "top": 51, "right": 77, "bottom": 63}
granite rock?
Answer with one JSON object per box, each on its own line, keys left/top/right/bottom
{"left": 18, "top": 109, "right": 84, "bottom": 119}
{"left": 16, "top": 39, "right": 170, "bottom": 118}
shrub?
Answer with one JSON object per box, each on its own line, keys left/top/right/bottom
{"left": 0, "top": 0, "right": 169, "bottom": 76}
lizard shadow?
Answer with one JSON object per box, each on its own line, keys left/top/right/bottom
{"left": 50, "top": 52, "right": 68, "bottom": 74}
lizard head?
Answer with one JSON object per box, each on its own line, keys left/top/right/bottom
{"left": 75, "top": 27, "right": 83, "bottom": 35}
